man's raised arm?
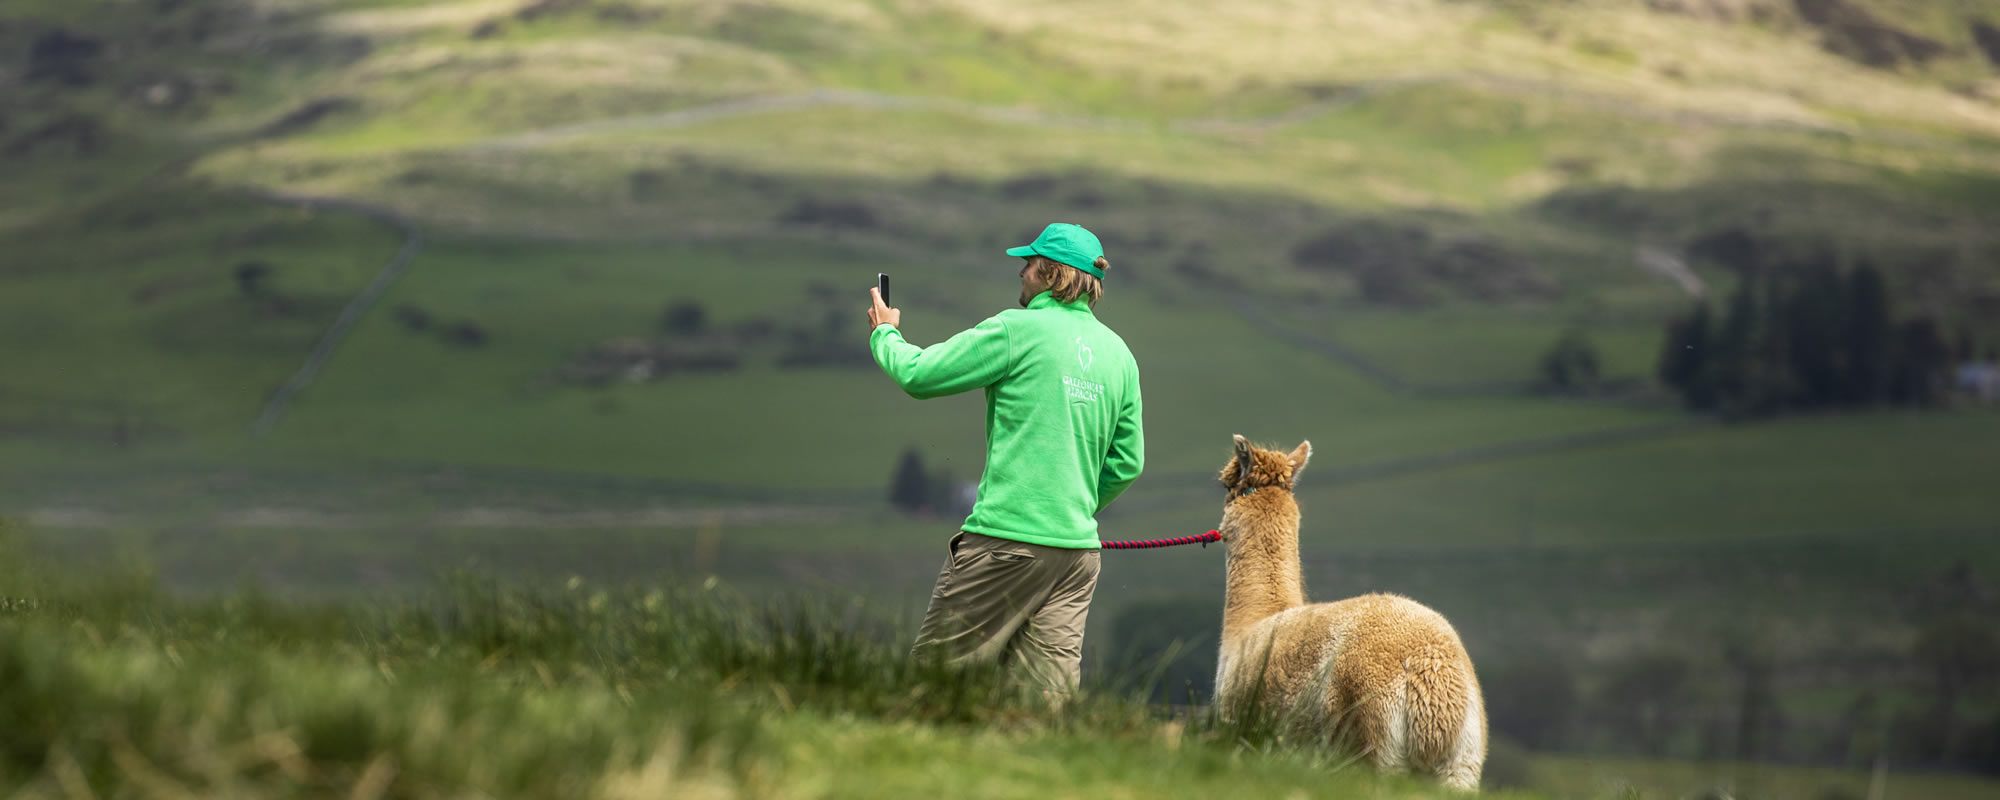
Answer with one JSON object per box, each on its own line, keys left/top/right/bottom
{"left": 868, "top": 289, "right": 1011, "bottom": 399}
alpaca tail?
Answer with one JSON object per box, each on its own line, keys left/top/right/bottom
{"left": 1400, "top": 643, "right": 1481, "bottom": 784}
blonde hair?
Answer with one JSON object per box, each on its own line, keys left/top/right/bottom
{"left": 1029, "top": 255, "right": 1108, "bottom": 307}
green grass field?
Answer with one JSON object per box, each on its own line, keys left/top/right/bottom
{"left": 1285, "top": 307, "right": 1670, "bottom": 388}
{"left": 0, "top": 198, "right": 1690, "bottom": 492}
{"left": 8, "top": 548, "right": 1997, "bottom": 799}
{"left": 1292, "top": 409, "right": 2000, "bottom": 548}
{"left": 0, "top": 552, "right": 1540, "bottom": 799}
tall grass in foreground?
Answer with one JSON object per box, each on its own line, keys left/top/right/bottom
{"left": 0, "top": 549, "right": 1484, "bottom": 799}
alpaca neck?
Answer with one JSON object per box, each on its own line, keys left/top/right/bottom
{"left": 1221, "top": 495, "right": 1307, "bottom": 643}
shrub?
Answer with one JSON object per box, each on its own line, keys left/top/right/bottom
{"left": 660, "top": 301, "right": 708, "bottom": 337}
{"left": 233, "top": 261, "right": 274, "bottom": 297}
{"left": 392, "top": 304, "right": 432, "bottom": 331}
{"left": 443, "top": 322, "right": 489, "bottom": 348}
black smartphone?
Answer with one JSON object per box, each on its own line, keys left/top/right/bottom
{"left": 877, "top": 273, "right": 890, "bottom": 306}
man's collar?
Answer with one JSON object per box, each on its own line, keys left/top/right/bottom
{"left": 1026, "top": 291, "right": 1093, "bottom": 313}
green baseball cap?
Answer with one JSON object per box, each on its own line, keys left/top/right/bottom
{"left": 1006, "top": 222, "right": 1106, "bottom": 279}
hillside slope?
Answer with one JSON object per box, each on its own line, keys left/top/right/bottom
{"left": 3, "top": 0, "right": 1997, "bottom": 494}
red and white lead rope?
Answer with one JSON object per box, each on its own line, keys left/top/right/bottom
{"left": 1099, "top": 530, "right": 1222, "bottom": 550}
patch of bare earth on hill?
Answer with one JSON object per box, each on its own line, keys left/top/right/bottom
{"left": 1643, "top": 0, "right": 1781, "bottom": 23}
{"left": 1792, "top": 0, "right": 1947, "bottom": 69}
{"left": 323, "top": 0, "right": 522, "bottom": 36}
{"left": 1972, "top": 20, "right": 2000, "bottom": 67}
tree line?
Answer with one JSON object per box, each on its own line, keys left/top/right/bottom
{"left": 1656, "top": 260, "right": 1973, "bottom": 418}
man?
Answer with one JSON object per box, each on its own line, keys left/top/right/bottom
{"left": 865, "top": 222, "right": 1145, "bottom": 693}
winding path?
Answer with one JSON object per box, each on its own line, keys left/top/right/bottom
{"left": 249, "top": 192, "right": 425, "bottom": 436}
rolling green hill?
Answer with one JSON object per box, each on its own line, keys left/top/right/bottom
{"left": 7, "top": 0, "right": 2000, "bottom": 490}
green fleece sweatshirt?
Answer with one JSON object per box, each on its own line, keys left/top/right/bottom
{"left": 869, "top": 292, "right": 1144, "bottom": 549}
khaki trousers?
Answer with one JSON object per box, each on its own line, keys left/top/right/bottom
{"left": 909, "top": 531, "right": 1102, "bottom": 690}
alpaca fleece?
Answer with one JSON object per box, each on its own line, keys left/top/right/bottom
{"left": 1213, "top": 436, "right": 1486, "bottom": 791}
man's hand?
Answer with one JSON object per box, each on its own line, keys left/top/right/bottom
{"left": 867, "top": 287, "right": 901, "bottom": 331}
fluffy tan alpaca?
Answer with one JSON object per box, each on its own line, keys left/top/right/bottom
{"left": 1212, "top": 435, "right": 1486, "bottom": 791}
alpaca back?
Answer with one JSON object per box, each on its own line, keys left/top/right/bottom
{"left": 1216, "top": 593, "right": 1483, "bottom": 782}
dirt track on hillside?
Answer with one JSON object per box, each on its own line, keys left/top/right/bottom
{"left": 468, "top": 72, "right": 1958, "bottom": 152}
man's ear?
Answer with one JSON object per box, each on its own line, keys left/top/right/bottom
{"left": 1288, "top": 440, "right": 1312, "bottom": 477}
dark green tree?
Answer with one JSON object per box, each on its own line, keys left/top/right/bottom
{"left": 660, "top": 301, "right": 707, "bottom": 337}
{"left": 234, "top": 261, "right": 273, "bottom": 297}
{"left": 1538, "top": 328, "right": 1601, "bottom": 395}
{"left": 1843, "top": 264, "right": 1892, "bottom": 406}
{"left": 1784, "top": 259, "right": 1848, "bottom": 408}
{"left": 1736, "top": 277, "right": 1797, "bottom": 417}
{"left": 1889, "top": 317, "right": 1952, "bottom": 408}
{"left": 1704, "top": 279, "right": 1758, "bottom": 417}
{"left": 888, "top": 447, "right": 930, "bottom": 513}
{"left": 1658, "top": 303, "right": 1712, "bottom": 399}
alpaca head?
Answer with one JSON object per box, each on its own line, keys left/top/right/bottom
{"left": 1216, "top": 434, "right": 1311, "bottom": 543}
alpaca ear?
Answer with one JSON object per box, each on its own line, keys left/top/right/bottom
{"left": 1288, "top": 440, "right": 1312, "bottom": 477}
{"left": 1233, "top": 435, "right": 1254, "bottom": 473}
